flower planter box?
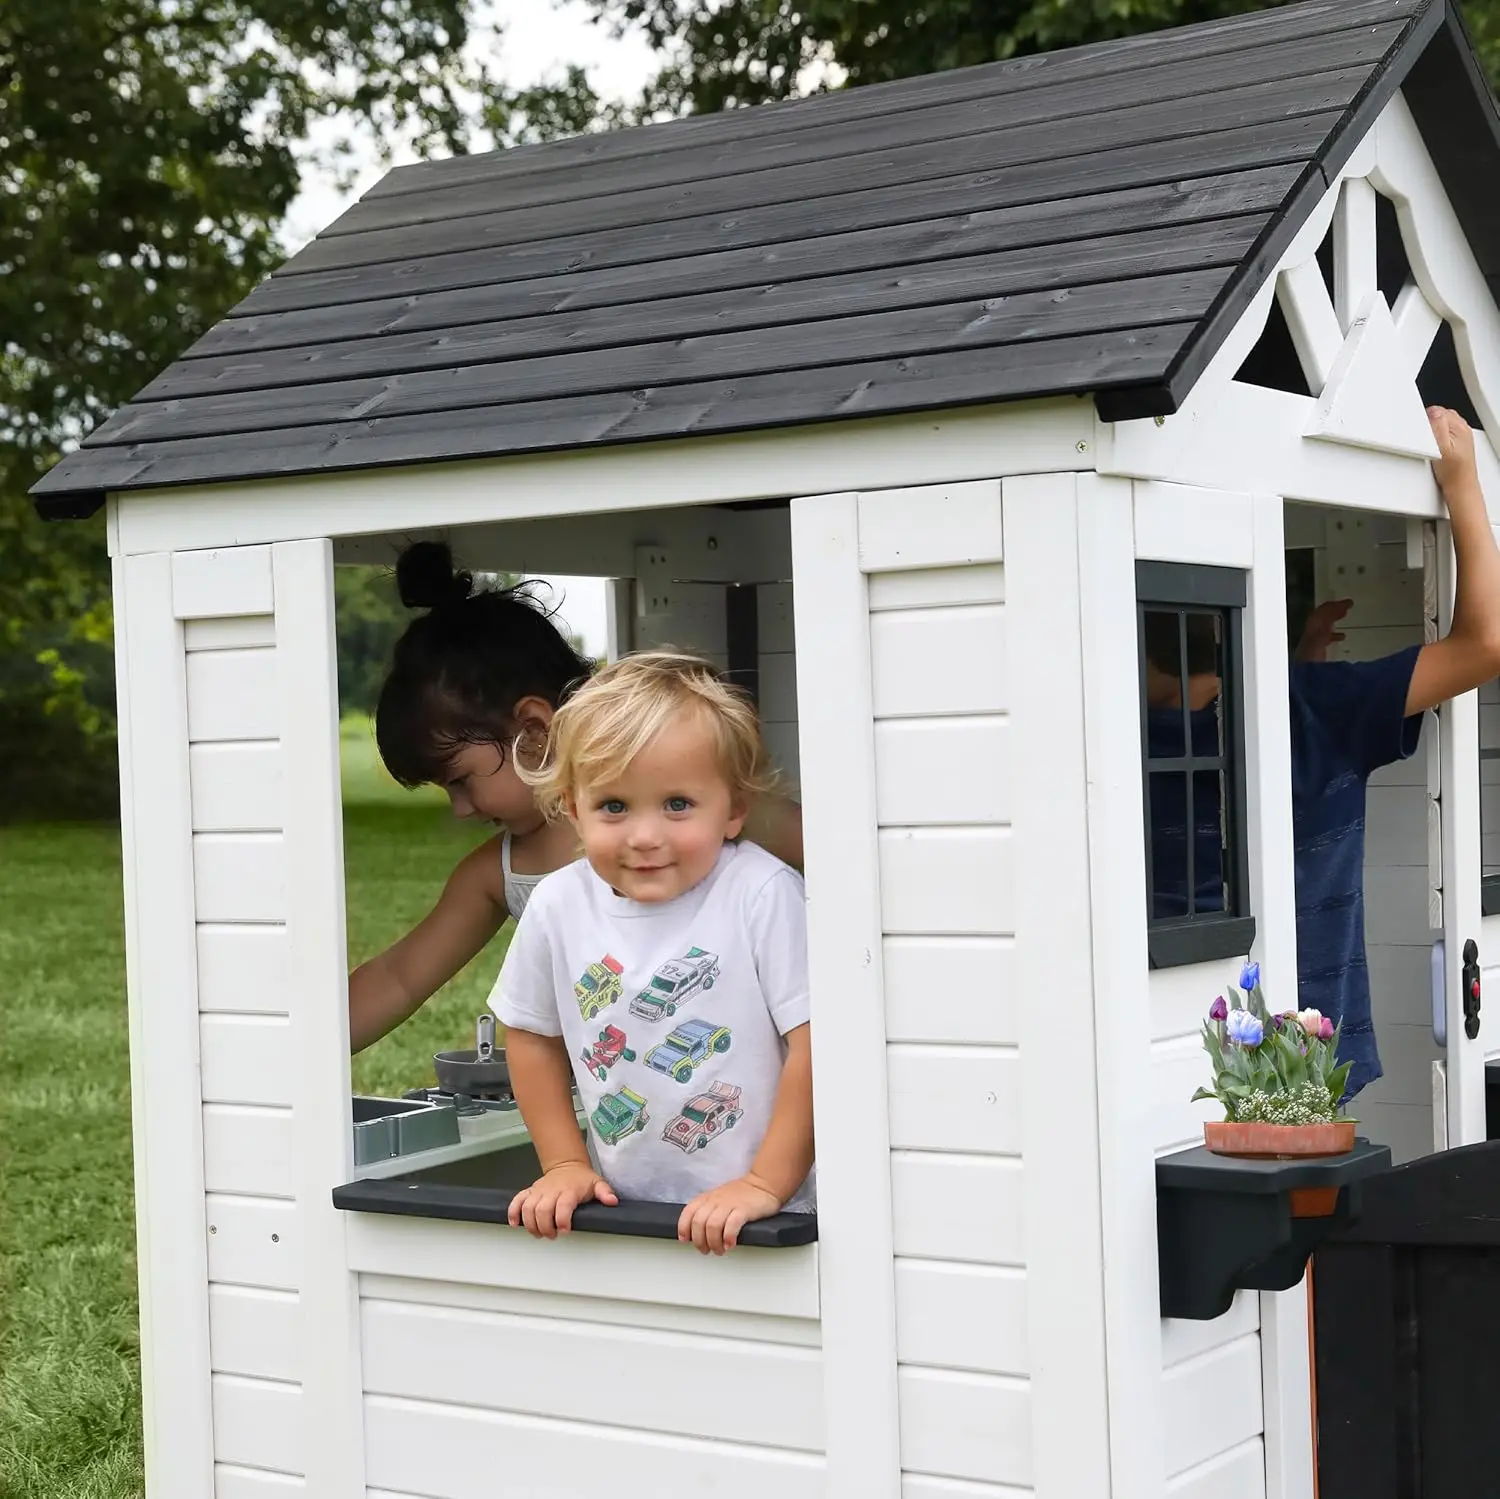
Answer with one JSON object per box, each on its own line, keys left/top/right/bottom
{"left": 1155, "top": 1138, "right": 1391, "bottom": 1320}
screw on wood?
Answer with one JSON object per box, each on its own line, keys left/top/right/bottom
{"left": 271, "top": 1233, "right": 280, "bottom": 1243}
{"left": 1075, "top": 440, "right": 1089, "bottom": 453}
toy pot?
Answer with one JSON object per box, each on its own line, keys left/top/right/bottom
{"left": 1203, "top": 1119, "right": 1356, "bottom": 1161}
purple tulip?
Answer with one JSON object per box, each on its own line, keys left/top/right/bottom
{"left": 1319, "top": 1017, "right": 1335, "bottom": 1040}
{"left": 1271, "top": 1013, "right": 1284, "bottom": 1032}
{"left": 1209, "top": 996, "right": 1229, "bottom": 1022}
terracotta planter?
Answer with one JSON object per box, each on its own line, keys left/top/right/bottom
{"left": 1203, "top": 1119, "right": 1355, "bottom": 1161}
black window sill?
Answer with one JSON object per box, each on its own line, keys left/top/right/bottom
{"left": 331, "top": 1143, "right": 817, "bottom": 1249}
{"left": 1482, "top": 875, "right": 1500, "bottom": 917}
{"left": 1149, "top": 915, "right": 1257, "bottom": 970}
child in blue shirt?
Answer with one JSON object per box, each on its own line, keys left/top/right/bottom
{"left": 1149, "top": 408, "right": 1500, "bottom": 1098}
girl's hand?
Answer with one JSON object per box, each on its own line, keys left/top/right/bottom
{"left": 1295, "top": 599, "right": 1353, "bottom": 663}
{"left": 508, "top": 1163, "right": 618, "bottom": 1238}
{"left": 677, "top": 1174, "right": 782, "bottom": 1255}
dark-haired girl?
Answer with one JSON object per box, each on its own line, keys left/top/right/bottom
{"left": 348, "top": 542, "right": 804, "bottom": 1052}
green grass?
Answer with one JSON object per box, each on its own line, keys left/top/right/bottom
{"left": 0, "top": 724, "right": 511, "bottom": 1496}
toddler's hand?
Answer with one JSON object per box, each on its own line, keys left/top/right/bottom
{"left": 678, "top": 1175, "right": 782, "bottom": 1255}
{"left": 1430, "top": 406, "right": 1479, "bottom": 497}
{"left": 508, "top": 1162, "right": 618, "bottom": 1238}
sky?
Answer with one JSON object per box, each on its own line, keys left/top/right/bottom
{"left": 284, "top": 0, "right": 662, "bottom": 655}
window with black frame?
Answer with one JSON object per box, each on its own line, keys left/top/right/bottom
{"left": 1136, "top": 562, "right": 1256, "bottom": 968}
{"left": 1481, "top": 676, "right": 1500, "bottom": 915}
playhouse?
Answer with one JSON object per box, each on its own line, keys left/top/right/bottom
{"left": 34, "top": 1, "right": 1500, "bottom": 1495}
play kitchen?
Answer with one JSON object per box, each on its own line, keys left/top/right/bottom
{"left": 349, "top": 1013, "right": 541, "bottom": 1172}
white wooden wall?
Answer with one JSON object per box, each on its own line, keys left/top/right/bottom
{"left": 115, "top": 540, "right": 360, "bottom": 1498}
{"left": 341, "top": 1217, "right": 824, "bottom": 1497}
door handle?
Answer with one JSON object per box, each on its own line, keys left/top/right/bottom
{"left": 1463, "top": 938, "right": 1481, "bottom": 1041}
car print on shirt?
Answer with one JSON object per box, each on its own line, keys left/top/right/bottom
{"left": 643, "top": 1018, "right": 732, "bottom": 1084}
{"left": 574, "top": 955, "right": 624, "bottom": 1022}
{"left": 591, "top": 1087, "right": 648, "bottom": 1146}
{"left": 662, "top": 1081, "right": 743, "bottom": 1152}
{"left": 579, "top": 1024, "right": 636, "bottom": 1082}
{"left": 628, "top": 947, "right": 721, "bottom": 1022}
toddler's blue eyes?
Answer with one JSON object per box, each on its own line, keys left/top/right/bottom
{"left": 601, "top": 799, "right": 627, "bottom": 815}
{"left": 666, "top": 797, "right": 691, "bottom": 813}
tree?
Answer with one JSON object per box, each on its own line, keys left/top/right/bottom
{"left": 0, "top": 0, "right": 589, "bottom": 818}
{"left": 589, "top": 0, "right": 1500, "bottom": 118}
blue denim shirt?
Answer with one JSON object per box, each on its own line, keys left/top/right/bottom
{"left": 1289, "top": 646, "right": 1423, "bottom": 1099}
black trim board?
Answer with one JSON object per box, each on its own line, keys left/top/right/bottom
{"left": 331, "top": 1146, "right": 818, "bottom": 1248}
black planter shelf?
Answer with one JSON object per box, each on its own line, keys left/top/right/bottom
{"left": 1156, "top": 1139, "right": 1392, "bottom": 1320}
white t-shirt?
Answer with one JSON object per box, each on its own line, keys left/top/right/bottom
{"left": 491, "top": 841, "right": 815, "bottom": 1211}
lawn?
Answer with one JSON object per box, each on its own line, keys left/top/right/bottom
{"left": 0, "top": 723, "right": 509, "bottom": 1497}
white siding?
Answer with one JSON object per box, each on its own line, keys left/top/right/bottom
{"left": 868, "top": 557, "right": 1033, "bottom": 1493}
{"left": 178, "top": 582, "right": 309, "bottom": 1490}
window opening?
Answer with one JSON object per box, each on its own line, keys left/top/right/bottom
{"left": 1137, "top": 562, "right": 1256, "bottom": 968}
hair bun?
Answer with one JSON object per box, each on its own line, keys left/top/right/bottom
{"left": 396, "top": 541, "right": 473, "bottom": 611}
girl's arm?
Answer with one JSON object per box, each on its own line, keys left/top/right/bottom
{"left": 743, "top": 792, "right": 804, "bottom": 871}
{"left": 348, "top": 838, "right": 508, "bottom": 1053}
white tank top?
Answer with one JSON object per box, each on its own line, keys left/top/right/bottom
{"left": 501, "top": 833, "right": 548, "bottom": 921}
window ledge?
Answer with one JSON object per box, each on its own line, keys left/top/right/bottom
{"left": 1148, "top": 916, "right": 1257, "bottom": 970}
{"left": 332, "top": 1145, "right": 818, "bottom": 1249}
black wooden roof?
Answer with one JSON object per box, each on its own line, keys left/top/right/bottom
{"left": 34, "top": 0, "right": 1500, "bottom": 518}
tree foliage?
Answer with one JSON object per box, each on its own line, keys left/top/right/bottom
{"left": 589, "top": 0, "right": 1500, "bottom": 116}
{"left": 0, "top": 0, "right": 580, "bottom": 818}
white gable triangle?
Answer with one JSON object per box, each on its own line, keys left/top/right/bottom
{"left": 1305, "top": 291, "right": 1440, "bottom": 460}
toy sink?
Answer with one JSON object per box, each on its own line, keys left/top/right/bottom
{"left": 351, "top": 1095, "right": 461, "bottom": 1167}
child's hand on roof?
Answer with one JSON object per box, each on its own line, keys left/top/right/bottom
{"left": 508, "top": 1161, "right": 618, "bottom": 1238}
{"left": 677, "top": 1175, "right": 783, "bottom": 1255}
{"left": 1430, "top": 406, "right": 1480, "bottom": 499}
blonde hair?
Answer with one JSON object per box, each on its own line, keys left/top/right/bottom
{"left": 520, "top": 650, "right": 776, "bottom": 821}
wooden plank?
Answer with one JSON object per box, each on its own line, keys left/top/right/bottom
{"left": 875, "top": 718, "right": 1010, "bottom": 827}
{"left": 859, "top": 481, "right": 1003, "bottom": 573}
{"left": 357, "top": 0, "right": 1406, "bottom": 207}
{"left": 1005, "top": 473, "right": 1112, "bottom": 1495}
{"left": 273, "top": 540, "right": 365, "bottom": 1499}
{"left": 202, "top": 1104, "right": 296, "bottom": 1198}
{"left": 197, "top": 925, "right": 290, "bottom": 1014}
{"left": 200, "top": 1014, "right": 293, "bottom": 1107}
{"left": 184, "top": 615, "right": 277, "bottom": 651}
{"left": 214, "top": 1466, "right": 305, "bottom": 1497}
{"left": 241, "top": 157, "right": 1308, "bottom": 322}
{"left": 343, "top": 1213, "right": 821, "bottom": 1319}
{"left": 1133, "top": 481, "right": 1256, "bottom": 566}
{"left": 1162, "top": 1334, "right": 1265, "bottom": 1478}
{"left": 888, "top": 1152, "right": 1025, "bottom": 1266}
{"left": 98, "top": 273, "right": 1231, "bottom": 448}
{"left": 896, "top": 1368, "right": 1032, "bottom": 1487}
{"left": 192, "top": 835, "right": 287, "bottom": 924}
{"left": 893, "top": 1260, "right": 1028, "bottom": 1377}
{"left": 1166, "top": 1439, "right": 1266, "bottom": 1499}
{"left": 155, "top": 221, "right": 1265, "bottom": 401}
{"left": 1161, "top": 1290, "right": 1260, "bottom": 1368}
{"left": 901, "top": 1479, "right": 1031, "bottom": 1499}
{"left": 868, "top": 565, "right": 1005, "bottom": 613}
{"left": 189, "top": 742, "right": 284, "bottom": 833}
{"left": 206, "top": 1195, "right": 301, "bottom": 1292}
{"left": 358, "top": 1274, "right": 822, "bottom": 1347}
{"left": 886, "top": 1045, "right": 1023, "bottom": 1155}
{"left": 114, "top": 552, "right": 216, "bottom": 1499}
{"left": 171, "top": 547, "right": 273, "bottom": 619}
{"left": 185, "top": 649, "right": 278, "bottom": 742}
{"left": 788, "top": 490, "right": 901, "bottom": 1498}
{"left": 870, "top": 606, "right": 1007, "bottom": 719}
{"left": 879, "top": 828, "right": 1014, "bottom": 936}
{"left": 296, "top": 58, "right": 1377, "bottom": 270}
{"left": 359, "top": 1298, "right": 824, "bottom": 1450}
{"left": 211, "top": 1374, "right": 303, "bottom": 1475}
{"left": 1076, "top": 472, "right": 1165, "bottom": 1499}
{"left": 884, "top": 936, "right": 1019, "bottom": 1047}
{"left": 363, "top": 1396, "right": 827, "bottom": 1497}
{"left": 209, "top": 1285, "right": 301, "bottom": 1381}
{"left": 68, "top": 329, "right": 1190, "bottom": 502}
